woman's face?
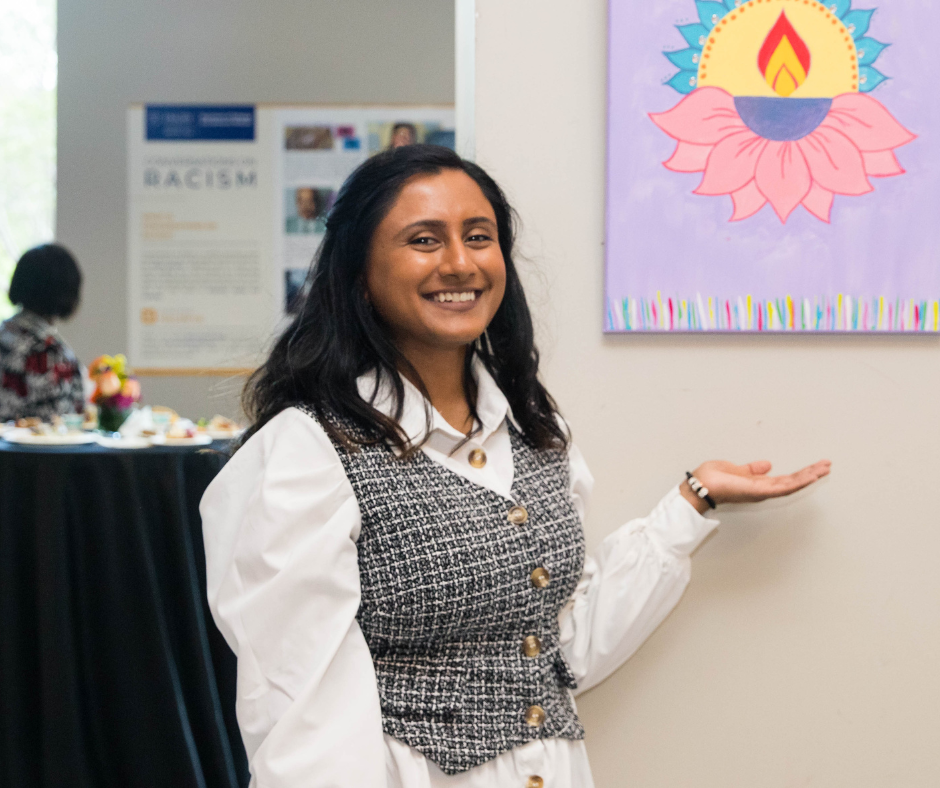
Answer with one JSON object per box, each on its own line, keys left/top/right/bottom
{"left": 364, "top": 169, "right": 506, "bottom": 356}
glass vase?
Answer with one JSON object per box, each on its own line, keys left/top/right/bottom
{"left": 97, "top": 404, "right": 132, "bottom": 434}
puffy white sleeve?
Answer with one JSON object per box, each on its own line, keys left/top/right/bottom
{"left": 559, "top": 443, "right": 719, "bottom": 694}
{"left": 200, "top": 407, "right": 386, "bottom": 788}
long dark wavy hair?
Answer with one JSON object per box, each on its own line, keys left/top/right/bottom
{"left": 241, "top": 144, "right": 567, "bottom": 454}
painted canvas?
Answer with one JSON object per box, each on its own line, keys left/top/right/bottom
{"left": 606, "top": 0, "right": 937, "bottom": 332}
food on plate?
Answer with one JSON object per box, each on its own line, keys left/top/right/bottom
{"left": 27, "top": 422, "right": 55, "bottom": 436}
{"left": 196, "top": 414, "right": 243, "bottom": 436}
{"left": 166, "top": 419, "right": 197, "bottom": 439}
{"left": 151, "top": 406, "right": 179, "bottom": 423}
{"left": 16, "top": 417, "right": 41, "bottom": 429}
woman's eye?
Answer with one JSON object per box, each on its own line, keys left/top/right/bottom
{"left": 411, "top": 236, "right": 438, "bottom": 246}
{"left": 467, "top": 233, "right": 492, "bottom": 244}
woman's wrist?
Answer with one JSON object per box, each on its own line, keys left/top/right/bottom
{"left": 679, "top": 477, "right": 713, "bottom": 515}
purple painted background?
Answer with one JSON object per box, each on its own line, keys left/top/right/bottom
{"left": 605, "top": 0, "right": 938, "bottom": 329}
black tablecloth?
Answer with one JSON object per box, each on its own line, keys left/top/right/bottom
{"left": 0, "top": 440, "right": 249, "bottom": 788}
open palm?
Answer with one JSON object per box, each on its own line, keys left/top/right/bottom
{"left": 693, "top": 459, "right": 831, "bottom": 507}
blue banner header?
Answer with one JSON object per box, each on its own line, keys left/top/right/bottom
{"left": 146, "top": 105, "right": 256, "bottom": 141}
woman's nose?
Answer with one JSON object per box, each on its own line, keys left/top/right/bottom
{"left": 438, "top": 239, "right": 474, "bottom": 279}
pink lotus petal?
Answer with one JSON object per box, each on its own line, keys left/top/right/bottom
{"left": 798, "top": 128, "right": 872, "bottom": 196}
{"left": 802, "top": 183, "right": 834, "bottom": 223}
{"left": 695, "top": 131, "right": 767, "bottom": 195}
{"left": 754, "top": 142, "right": 812, "bottom": 223}
{"left": 862, "top": 150, "right": 905, "bottom": 177}
{"left": 664, "top": 141, "right": 713, "bottom": 173}
{"left": 730, "top": 180, "right": 767, "bottom": 222}
{"left": 824, "top": 94, "right": 917, "bottom": 152}
{"left": 650, "top": 87, "right": 747, "bottom": 146}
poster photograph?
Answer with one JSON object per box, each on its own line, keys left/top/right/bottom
{"left": 606, "top": 0, "right": 937, "bottom": 332}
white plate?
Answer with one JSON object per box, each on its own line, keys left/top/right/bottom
{"left": 150, "top": 434, "right": 213, "bottom": 447}
{"left": 2, "top": 428, "right": 99, "bottom": 446}
{"left": 204, "top": 429, "right": 244, "bottom": 440}
{"left": 97, "top": 436, "right": 151, "bottom": 450}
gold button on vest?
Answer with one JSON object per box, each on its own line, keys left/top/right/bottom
{"left": 530, "top": 567, "right": 550, "bottom": 588}
{"left": 507, "top": 505, "right": 528, "bottom": 525}
{"left": 522, "top": 635, "right": 542, "bottom": 657}
{"left": 526, "top": 777, "right": 544, "bottom": 788}
{"left": 524, "top": 704, "right": 546, "bottom": 727}
{"left": 468, "top": 448, "right": 487, "bottom": 468}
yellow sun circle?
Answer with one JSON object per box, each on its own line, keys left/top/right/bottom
{"left": 697, "top": 0, "right": 859, "bottom": 97}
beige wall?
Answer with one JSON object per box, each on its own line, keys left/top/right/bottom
{"left": 474, "top": 1, "right": 940, "bottom": 785}
{"left": 57, "top": 0, "right": 454, "bottom": 419}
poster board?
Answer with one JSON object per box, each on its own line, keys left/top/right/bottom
{"left": 605, "top": 0, "right": 938, "bottom": 333}
{"left": 127, "top": 104, "right": 455, "bottom": 373}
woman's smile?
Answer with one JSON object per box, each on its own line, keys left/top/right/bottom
{"left": 422, "top": 288, "right": 482, "bottom": 308}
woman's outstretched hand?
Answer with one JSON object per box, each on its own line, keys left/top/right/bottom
{"left": 680, "top": 459, "right": 832, "bottom": 515}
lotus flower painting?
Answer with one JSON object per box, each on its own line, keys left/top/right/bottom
{"left": 605, "top": 0, "right": 938, "bottom": 332}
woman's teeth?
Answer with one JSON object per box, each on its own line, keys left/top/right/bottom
{"left": 431, "top": 291, "right": 477, "bottom": 302}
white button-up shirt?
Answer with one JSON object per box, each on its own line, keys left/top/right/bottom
{"left": 201, "top": 359, "right": 718, "bottom": 787}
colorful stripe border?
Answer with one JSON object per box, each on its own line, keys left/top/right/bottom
{"left": 607, "top": 294, "right": 940, "bottom": 332}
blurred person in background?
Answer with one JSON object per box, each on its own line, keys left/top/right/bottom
{"left": 0, "top": 243, "right": 85, "bottom": 422}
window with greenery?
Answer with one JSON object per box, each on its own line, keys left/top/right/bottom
{"left": 0, "top": 0, "right": 56, "bottom": 319}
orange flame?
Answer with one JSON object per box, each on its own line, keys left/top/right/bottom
{"left": 758, "top": 13, "right": 811, "bottom": 97}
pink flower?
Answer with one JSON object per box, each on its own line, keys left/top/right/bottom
{"left": 650, "top": 87, "right": 916, "bottom": 223}
{"left": 121, "top": 377, "right": 142, "bottom": 402}
{"left": 108, "top": 394, "right": 137, "bottom": 410}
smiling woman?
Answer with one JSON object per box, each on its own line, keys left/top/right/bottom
{"left": 200, "top": 144, "right": 830, "bottom": 788}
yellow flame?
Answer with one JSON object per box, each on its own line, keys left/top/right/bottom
{"left": 764, "top": 35, "right": 808, "bottom": 97}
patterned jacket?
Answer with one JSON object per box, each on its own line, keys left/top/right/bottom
{"left": 0, "top": 310, "right": 85, "bottom": 422}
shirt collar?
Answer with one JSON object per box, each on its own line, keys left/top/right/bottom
{"left": 356, "top": 355, "right": 513, "bottom": 448}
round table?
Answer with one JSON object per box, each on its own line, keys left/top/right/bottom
{"left": 0, "top": 439, "right": 248, "bottom": 788}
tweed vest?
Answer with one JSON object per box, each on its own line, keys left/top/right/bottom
{"left": 304, "top": 406, "right": 587, "bottom": 774}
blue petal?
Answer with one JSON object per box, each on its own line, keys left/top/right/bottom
{"left": 722, "top": 0, "right": 737, "bottom": 9}
{"left": 842, "top": 9, "right": 875, "bottom": 39}
{"left": 827, "top": 0, "right": 851, "bottom": 17}
{"left": 666, "top": 71, "right": 699, "bottom": 94}
{"left": 696, "top": 1, "right": 728, "bottom": 30}
{"left": 665, "top": 48, "right": 701, "bottom": 71}
{"left": 859, "top": 65, "right": 887, "bottom": 92}
{"left": 676, "top": 23, "right": 709, "bottom": 49}
{"left": 854, "top": 37, "right": 888, "bottom": 66}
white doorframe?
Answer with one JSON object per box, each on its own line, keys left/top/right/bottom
{"left": 455, "top": 0, "right": 476, "bottom": 160}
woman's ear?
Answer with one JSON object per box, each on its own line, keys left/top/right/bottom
{"left": 360, "top": 281, "right": 374, "bottom": 310}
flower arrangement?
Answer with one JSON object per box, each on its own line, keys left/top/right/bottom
{"left": 89, "top": 354, "right": 141, "bottom": 432}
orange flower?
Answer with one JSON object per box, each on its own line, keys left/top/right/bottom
{"left": 89, "top": 356, "right": 112, "bottom": 378}
{"left": 97, "top": 371, "right": 121, "bottom": 397}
